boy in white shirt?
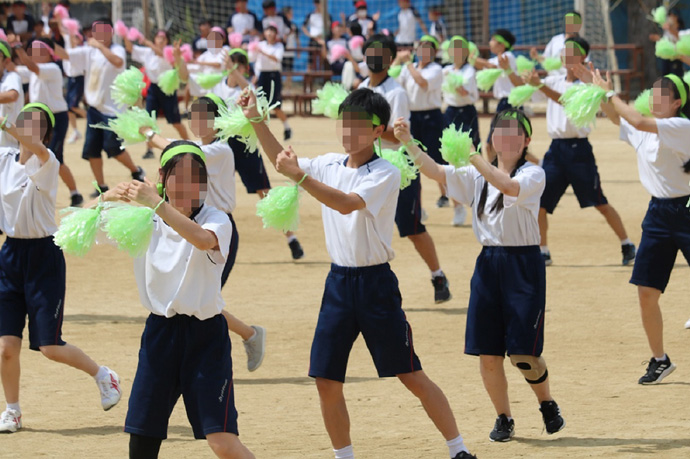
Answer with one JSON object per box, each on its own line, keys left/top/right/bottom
{"left": 395, "top": 0, "right": 427, "bottom": 48}
{"left": 255, "top": 24, "right": 291, "bottom": 140}
{"left": 530, "top": 11, "right": 583, "bottom": 76}
{"left": 225, "top": 0, "right": 260, "bottom": 42}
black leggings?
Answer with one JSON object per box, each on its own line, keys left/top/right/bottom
{"left": 129, "top": 434, "right": 162, "bottom": 459}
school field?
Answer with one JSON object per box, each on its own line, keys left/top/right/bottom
{"left": 3, "top": 113, "right": 690, "bottom": 458}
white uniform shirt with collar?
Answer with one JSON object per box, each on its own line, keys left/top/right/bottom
{"left": 619, "top": 117, "right": 690, "bottom": 198}
{"left": 444, "top": 162, "right": 545, "bottom": 246}
{"left": 396, "top": 7, "right": 420, "bottom": 44}
{"left": 0, "top": 147, "right": 59, "bottom": 238}
{"left": 0, "top": 71, "right": 23, "bottom": 148}
{"left": 543, "top": 33, "right": 590, "bottom": 75}
{"left": 133, "top": 205, "right": 233, "bottom": 320}
{"left": 16, "top": 63, "right": 69, "bottom": 114}
{"left": 543, "top": 75, "right": 591, "bottom": 139}
{"left": 66, "top": 43, "right": 127, "bottom": 116}
{"left": 359, "top": 75, "right": 411, "bottom": 149}
{"left": 442, "top": 63, "right": 478, "bottom": 107}
{"left": 397, "top": 62, "right": 443, "bottom": 111}
{"left": 261, "top": 14, "right": 290, "bottom": 40}
{"left": 210, "top": 78, "right": 245, "bottom": 105}
{"left": 255, "top": 41, "right": 284, "bottom": 72}
{"left": 131, "top": 45, "right": 172, "bottom": 84}
{"left": 488, "top": 52, "right": 517, "bottom": 99}
{"left": 188, "top": 47, "right": 230, "bottom": 97}
{"left": 197, "top": 140, "right": 237, "bottom": 214}
{"left": 298, "top": 153, "right": 400, "bottom": 267}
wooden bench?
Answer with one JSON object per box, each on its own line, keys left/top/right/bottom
{"left": 282, "top": 70, "right": 333, "bottom": 116}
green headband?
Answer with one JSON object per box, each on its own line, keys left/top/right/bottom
{"left": 449, "top": 35, "right": 468, "bottom": 48}
{"left": 493, "top": 34, "right": 512, "bottom": 50}
{"left": 201, "top": 93, "right": 227, "bottom": 110}
{"left": 0, "top": 41, "right": 9, "bottom": 59}
{"left": 497, "top": 110, "right": 532, "bottom": 137}
{"left": 229, "top": 47, "right": 248, "bottom": 61}
{"left": 160, "top": 144, "right": 206, "bottom": 167}
{"left": 339, "top": 110, "right": 381, "bottom": 126}
{"left": 22, "top": 102, "right": 55, "bottom": 127}
{"left": 565, "top": 12, "right": 582, "bottom": 24}
{"left": 565, "top": 40, "right": 586, "bottom": 57}
{"left": 665, "top": 74, "right": 687, "bottom": 108}
{"left": 419, "top": 35, "right": 439, "bottom": 49}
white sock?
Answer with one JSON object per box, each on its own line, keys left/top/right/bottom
{"left": 446, "top": 434, "right": 468, "bottom": 457}
{"left": 6, "top": 402, "right": 19, "bottom": 413}
{"left": 283, "top": 120, "right": 290, "bottom": 129}
{"left": 621, "top": 238, "right": 632, "bottom": 246}
{"left": 431, "top": 269, "right": 444, "bottom": 278}
{"left": 287, "top": 234, "right": 297, "bottom": 243}
{"left": 540, "top": 245, "right": 549, "bottom": 254}
{"left": 94, "top": 366, "right": 109, "bottom": 381}
{"left": 507, "top": 416, "right": 514, "bottom": 421}
{"left": 70, "top": 190, "right": 80, "bottom": 197}
{"left": 654, "top": 354, "right": 668, "bottom": 362}
{"left": 334, "top": 445, "right": 354, "bottom": 459}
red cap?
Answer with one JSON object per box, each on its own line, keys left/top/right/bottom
{"left": 331, "top": 21, "right": 341, "bottom": 30}
{"left": 355, "top": 1, "right": 367, "bottom": 9}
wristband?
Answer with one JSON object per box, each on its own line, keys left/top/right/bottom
{"left": 0, "top": 117, "right": 8, "bottom": 131}
{"left": 144, "top": 129, "right": 155, "bottom": 141}
{"left": 153, "top": 198, "right": 165, "bottom": 211}
{"left": 297, "top": 173, "right": 309, "bottom": 186}
{"left": 606, "top": 90, "right": 616, "bottom": 100}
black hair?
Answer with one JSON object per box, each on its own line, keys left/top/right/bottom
{"left": 159, "top": 140, "right": 209, "bottom": 201}
{"left": 564, "top": 35, "right": 589, "bottom": 57}
{"left": 565, "top": 10, "right": 582, "bottom": 20}
{"left": 229, "top": 50, "right": 252, "bottom": 76}
{"left": 93, "top": 17, "right": 113, "bottom": 27}
{"left": 191, "top": 96, "right": 222, "bottom": 118}
{"left": 668, "top": 8, "right": 685, "bottom": 30}
{"left": 347, "top": 20, "right": 362, "bottom": 37}
{"left": 32, "top": 36, "right": 55, "bottom": 49}
{"left": 198, "top": 18, "right": 212, "bottom": 27}
{"left": 478, "top": 108, "right": 532, "bottom": 219}
{"left": 338, "top": 87, "right": 391, "bottom": 131}
{"left": 265, "top": 24, "right": 278, "bottom": 33}
{"left": 12, "top": 1, "right": 26, "bottom": 7}
{"left": 363, "top": 33, "right": 397, "bottom": 60}
{"left": 58, "top": 0, "right": 70, "bottom": 7}
{"left": 429, "top": 5, "right": 443, "bottom": 13}
{"left": 262, "top": 0, "right": 276, "bottom": 9}
{"left": 493, "top": 28, "right": 516, "bottom": 49}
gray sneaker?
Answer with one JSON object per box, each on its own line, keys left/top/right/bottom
{"left": 243, "top": 325, "right": 266, "bottom": 372}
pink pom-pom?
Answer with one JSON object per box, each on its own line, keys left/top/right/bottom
{"left": 114, "top": 20, "right": 128, "bottom": 38}
{"left": 229, "top": 32, "right": 243, "bottom": 49}
{"left": 0, "top": 30, "right": 7, "bottom": 41}
{"left": 382, "top": 28, "right": 390, "bottom": 36}
{"left": 62, "top": 18, "right": 80, "bottom": 36}
{"left": 330, "top": 44, "right": 348, "bottom": 61}
{"left": 348, "top": 35, "right": 364, "bottom": 50}
{"left": 163, "top": 45, "right": 175, "bottom": 64}
{"left": 180, "top": 43, "right": 193, "bottom": 63}
{"left": 53, "top": 4, "right": 69, "bottom": 20}
{"left": 127, "top": 27, "right": 143, "bottom": 43}
{"left": 248, "top": 40, "right": 260, "bottom": 53}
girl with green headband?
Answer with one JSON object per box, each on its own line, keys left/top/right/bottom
{"left": 595, "top": 69, "right": 690, "bottom": 386}
{"left": 529, "top": 10, "right": 583, "bottom": 75}
{"left": 0, "top": 39, "right": 24, "bottom": 153}
{"left": 0, "top": 105, "right": 122, "bottom": 434}
{"left": 649, "top": 8, "right": 685, "bottom": 79}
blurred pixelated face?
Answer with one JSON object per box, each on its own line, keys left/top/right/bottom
{"left": 17, "top": 110, "right": 48, "bottom": 144}
{"left": 154, "top": 32, "right": 168, "bottom": 48}
{"left": 364, "top": 45, "right": 391, "bottom": 73}
{"left": 189, "top": 101, "right": 216, "bottom": 138}
{"left": 236, "top": 0, "right": 248, "bottom": 13}
{"left": 337, "top": 109, "right": 377, "bottom": 154}
{"left": 264, "top": 27, "right": 277, "bottom": 43}
{"left": 492, "top": 118, "right": 528, "bottom": 158}
{"left": 92, "top": 23, "right": 113, "bottom": 46}
{"left": 162, "top": 155, "right": 208, "bottom": 213}
{"left": 11, "top": 4, "right": 25, "bottom": 18}
{"left": 29, "top": 43, "right": 52, "bottom": 64}
{"left": 562, "top": 43, "right": 585, "bottom": 69}
{"left": 666, "top": 15, "right": 680, "bottom": 33}
{"left": 332, "top": 24, "right": 345, "bottom": 38}
{"left": 208, "top": 31, "right": 223, "bottom": 49}
{"left": 489, "top": 37, "right": 503, "bottom": 55}
{"left": 356, "top": 8, "right": 367, "bottom": 19}
{"left": 565, "top": 14, "right": 582, "bottom": 35}
{"left": 651, "top": 83, "right": 682, "bottom": 118}
{"left": 416, "top": 42, "right": 435, "bottom": 64}
{"left": 199, "top": 23, "right": 210, "bottom": 37}
{"left": 449, "top": 40, "right": 468, "bottom": 64}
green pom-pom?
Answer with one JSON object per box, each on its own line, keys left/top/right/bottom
{"left": 440, "top": 124, "right": 474, "bottom": 168}
{"left": 90, "top": 107, "right": 159, "bottom": 146}
{"left": 634, "top": 89, "right": 652, "bottom": 117}
{"left": 677, "top": 35, "right": 690, "bottom": 56}
{"left": 388, "top": 64, "right": 402, "bottom": 78}
{"left": 684, "top": 71, "right": 690, "bottom": 86}
{"left": 111, "top": 66, "right": 145, "bottom": 107}
{"left": 516, "top": 55, "right": 536, "bottom": 74}
{"left": 256, "top": 184, "right": 301, "bottom": 232}
{"left": 476, "top": 68, "right": 504, "bottom": 91}
{"left": 508, "top": 84, "right": 541, "bottom": 108}
{"left": 467, "top": 41, "right": 478, "bottom": 66}
{"left": 440, "top": 40, "right": 451, "bottom": 64}
{"left": 559, "top": 83, "right": 607, "bottom": 128}
{"left": 652, "top": 6, "right": 667, "bottom": 26}
{"left": 158, "top": 68, "right": 180, "bottom": 96}
{"left": 196, "top": 71, "right": 228, "bottom": 90}
{"left": 542, "top": 56, "right": 562, "bottom": 71}
{"left": 377, "top": 146, "right": 419, "bottom": 189}
{"left": 655, "top": 38, "right": 677, "bottom": 59}
{"left": 313, "top": 82, "right": 349, "bottom": 119}
{"left": 442, "top": 72, "right": 464, "bottom": 95}
{"left": 53, "top": 206, "right": 102, "bottom": 256}
{"left": 214, "top": 102, "right": 258, "bottom": 151}
{"left": 102, "top": 203, "right": 156, "bottom": 257}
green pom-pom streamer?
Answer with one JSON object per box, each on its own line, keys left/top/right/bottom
{"left": 684, "top": 71, "right": 690, "bottom": 86}
{"left": 442, "top": 72, "right": 464, "bottom": 95}
{"left": 196, "top": 71, "right": 229, "bottom": 90}
{"left": 677, "top": 35, "right": 690, "bottom": 56}
{"left": 388, "top": 64, "right": 402, "bottom": 78}
{"left": 508, "top": 84, "right": 541, "bottom": 108}
{"left": 542, "top": 56, "right": 562, "bottom": 71}
{"left": 655, "top": 38, "right": 676, "bottom": 60}
{"left": 111, "top": 66, "right": 145, "bottom": 107}
{"left": 158, "top": 68, "right": 180, "bottom": 96}
{"left": 90, "top": 107, "right": 159, "bottom": 146}
{"left": 255, "top": 176, "right": 305, "bottom": 232}
{"left": 468, "top": 41, "right": 478, "bottom": 66}
{"left": 516, "top": 55, "right": 536, "bottom": 74}
{"left": 652, "top": 6, "right": 667, "bottom": 26}
{"left": 53, "top": 206, "right": 102, "bottom": 256}
{"left": 312, "top": 82, "right": 349, "bottom": 119}
{"left": 476, "top": 68, "right": 505, "bottom": 91}
{"left": 440, "top": 40, "right": 451, "bottom": 64}
{"left": 102, "top": 202, "right": 160, "bottom": 258}
{"left": 376, "top": 144, "right": 419, "bottom": 189}
{"left": 559, "top": 83, "right": 607, "bottom": 128}
{"left": 214, "top": 85, "right": 279, "bottom": 151}
{"left": 634, "top": 89, "right": 652, "bottom": 117}
{"left": 440, "top": 124, "right": 475, "bottom": 169}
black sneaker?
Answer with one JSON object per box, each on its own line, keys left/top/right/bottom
{"left": 436, "top": 195, "right": 450, "bottom": 208}
{"left": 452, "top": 452, "right": 477, "bottom": 459}
{"left": 142, "top": 149, "right": 155, "bottom": 160}
{"left": 542, "top": 251, "right": 552, "bottom": 266}
{"left": 489, "top": 414, "right": 514, "bottom": 442}
{"left": 639, "top": 355, "right": 676, "bottom": 385}
{"left": 284, "top": 127, "right": 292, "bottom": 140}
{"left": 288, "top": 239, "right": 304, "bottom": 260}
{"left": 622, "top": 243, "right": 636, "bottom": 266}
{"left": 432, "top": 274, "right": 452, "bottom": 303}
{"left": 70, "top": 193, "right": 84, "bottom": 207}
{"left": 89, "top": 186, "right": 108, "bottom": 199}
{"left": 540, "top": 400, "right": 566, "bottom": 434}
{"left": 132, "top": 166, "right": 146, "bottom": 182}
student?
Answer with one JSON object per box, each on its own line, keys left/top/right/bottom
{"left": 649, "top": 8, "right": 685, "bottom": 78}
{"left": 260, "top": 0, "right": 290, "bottom": 42}
{"left": 594, "top": 69, "right": 690, "bottom": 384}
{"left": 55, "top": 19, "right": 146, "bottom": 198}
{"left": 347, "top": 1, "right": 377, "bottom": 38}
{"left": 14, "top": 37, "right": 83, "bottom": 206}
{"left": 225, "top": 0, "right": 261, "bottom": 42}
{"left": 97, "top": 141, "right": 254, "bottom": 458}
{"left": 0, "top": 39, "right": 23, "bottom": 150}
{"left": 302, "top": 0, "right": 330, "bottom": 70}
{"left": 530, "top": 11, "right": 584, "bottom": 76}
{"left": 282, "top": 6, "right": 297, "bottom": 80}
{"left": 321, "top": 21, "right": 349, "bottom": 76}
{"left": 428, "top": 5, "right": 447, "bottom": 45}
{"left": 241, "top": 86, "right": 476, "bottom": 459}
{"left": 502, "top": 36, "right": 635, "bottom": 266}
{"left": 401, "top": 108, "right": 565, "bottom": 442}
{"left": 192, "top": 19, "right": 212, "bottom": 57}
{"left": 191, "top": 27, "right": 230, "bottom": 98}
{"left": 64, "top": 28, "right": 85, "bottom": 144}
{"left": 255, "top": 24, "right": 292, "bottom": 140}
{"left": 0, "top": 103, "right": 121, "bottom": 434}
{"left": 395, "top": 0, "right": 427, "bottom": 48}
{"left": 7, "top": 1, "right": 35, "bottom": 43}
{"left": 359, "top": 34, "right": 451, "bottom": 303}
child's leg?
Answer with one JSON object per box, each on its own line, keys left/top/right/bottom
{"left": 220, "top": 310, "right": 255, "bottom": 341}
{"left": 479, "top": 355, "right": 511, "bottom": 417}
{"left": 315, "top": 378, "right": 352, "bottom": 450}
{"left": 172, "top": 123, "right": 190, "bottom": 140}
{"left": 408, "top": 232, "right": 441, "bottom": 272}
{"left": 68, "top": 110, "right": 76, "bottom": 130}
{"left": 59, "top": 164, "right": 78, "bottom": 193}
{"left": 113, "top": 150, "right": 141, "bottom": 173}
{"left": 538, "top": 208, "right": 549, "bottom": 247}
{"left": 595, "top": 204, "right": 629, "bottom": 241}
{"left": 0, "top": 336, "right": 21, "bottom": 404}
{"left": 397, "top": 370, "right": 459, "bottom": 440}
{"left": 88, "top": 157, "right": 106, "bottom": 186}
{"left": 129, "top": 433, "right": 163, "bottom": 459}
{"left": 206, "top": 432, "right": 255, "bottom": 459}
{"left": 638, "top": 286, "right": 665, "bottom": 358}
{"left": 38, "top": 343, "right": 99, "bottom": 377}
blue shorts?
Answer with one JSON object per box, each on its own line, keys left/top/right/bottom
{"left": 146, "top": 83, "right": 182, "bottom": 125}
{"left": 257, "top": 71, "right": 282, "bottom": 105}
{"left": 395, "top": 175, "right": 426, "bottom": 237}
{"left": 125, "top": 313, "right": 238, "bottom": 440}
{"left": 411, "top": 109, "right": 445, "bottom": 164}
{"left": 630, "top": 196, "right": 690, "bottom": 293}
{"left": 444, "top": 105, "right": 481, "bottom": 149}
{"left": 465, "top": 246, "right": 546, "bottom": 357}
{"left": 220, "top": 213, "right": 239, "bottom": 289}
{"left": 309, "top": 263, "right": 422, "bottom": 382}
{"left": 230, "top": 137, "right": 271, "bottom": 193}
{"left": 82, "top": 107, "right": 124, "bottom": 159}
{"left": 67, "top": 75, "right": 84, "bottom": 110}
{"left": 0, "top": 237, "right": 66, "bottom": 351}
{"left": 540, "top": 138, "right": 608, "bottom": 214}
{"left": 48, "top": 111, "right": 69, "bottom": 164}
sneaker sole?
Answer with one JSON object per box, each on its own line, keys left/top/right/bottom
{"left": 639, "top": 363, "right": 676, "bottom": 385}
{"left": 546, "top": 418, "right": 566, "bottom": 435}
{"left": 248, "top": 326, "right": 266, "bottom": 372}
{"left": 489, "top": 431, "right": 514, "bottom": 442}
{"left": 435, "top": 293, "right": 452, "bottom": 304}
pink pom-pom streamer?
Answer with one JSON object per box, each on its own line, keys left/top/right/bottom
{"left": 0, "top": 30, "right": 8, "bottom": 41}
{"left": 382, "top": 28, "right": 390, "bottom": 36}
{"left": 62, "top": 18, "right": 80, "bottom": 36}
{"left": 127, "top": 27, "right": 144, "bottom": 43}
{"left": 229, "top": 32, "right": 243, "bottom": 49}
{"left": 248, "top": 40, "right": 260, "bottom": 53}
{"left": 114, "top": 20, "right": 129, "bottom": 38}
{"left": 180, "top": 43, "right": 193, "bottom": 63}
{"left": 330, "top": 44, "right": 348, "bottom": 61}
{"left": 348, "top": 35, "right": 364, "bottom": 50}
{"left": 53, "top": 4, "right": 69, "bottom": 20}
{"left": 163, "top": 45, "right": 174, "bottom": 64}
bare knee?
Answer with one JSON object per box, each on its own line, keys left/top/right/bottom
{"left": 480, "top": 355, "right": 505, "bottom": 371}
{"left": 39, "top": 345, "right": 63, "bottom": 362}
{"left": 595, "top": 204, "right": 612, "bottom": 216}
{"left": 638, "top": 286, "right": 661, "bottom": 306}
{"left": 315, "top": 378, "right": 344, "bottom": 402}
{"left": 397, "top": 371, "right": 431, "bottom": 396}
{"left": 207, "top": 433, "right": 253, "bottom": 459}
{"left": 0, "top": 337, "right": 21, "bottom": 361}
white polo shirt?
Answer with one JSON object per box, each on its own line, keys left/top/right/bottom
{"left": 620, "top": 117, "right": 690, "bottom": 198}
{"left": 133, "top": 205, "right": 232, "bottom": 320}
{"left": 67, "top": 43, "right": 127, "bottom": 116}
{"left": 228, "top": 11, "right": 260, "bottom": 39}
{"left": 396, "top": 7, "right": 420, "bottom": 44}
{"left": 0, "top": 71, "right": 23, "bottom": 149}
{"left": 255, "top": 41, "right": 284, "bottom": 73}
{"left": 359, "top": 76, "right": 411, "bottom": 149}
{"left": 543, "top": 75, "right": 590, "bottom": 139}
{"left": 198, "top": 140, "right": 236, "bottom": 214}
{"left": 210, "top": 78, "right": 244, "bottom": 105}
{"left": 189, "top": 47, "right": 230, "bottom": 97}
{"left": 16, "top": 63, "right": 68, "bottom": 114}
{"left": 131, "top": 45, "right": 172, "bottom": 84}
{"left": 442, "top": 64, "right": 478, "bottom": 107}
{"left": 488, "top": 52, "right": 517, "bottom": 99}
{"left": 0, "top": 147, "right": 59, "bottom": 238}
{"left": 445, "top": 162, "right": 545, "bottom": 246}
{"left": 298, "top": 153, "right": 400, "bottom": 267}
{"left": 398, "top": 62, "right": 443, "bottom": 111}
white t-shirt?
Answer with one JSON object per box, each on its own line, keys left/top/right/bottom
{"left": 210, "top": 78, "right": 244, "bottom": 105}
{"left": 199, "top": 140, "right": 237, "bottom": 214}
{"left": 445, "top": 162, "right": 545, "bottom": 246}
{"left": 397, "top": 62, "right": 443, "bottom": 111}
{"left": 0, "top": 148, "right": 59, "bottom": 238}
{"left": 131, "top": 45, "right": 172, "bottom": 84}
{"left": 359, "top": 76, "right": 410, "bottom": 149}
{"left": 298, "top": 153, "right": 399, "bottom": 267}
{"left": 255, "top": 41, "right": 284, "bottom": 73}
{"left": 543, "top": 75, "right": 590, "bottom": 139}
{"left": 619, "top": 117, "right": 690, "bottom": 198}
{"left": 396, "top": 7, "right": 420, "bottom": 44}
{"left": 0, "top": 71, "right": 24, "bottom": 149}
{"left": 261, "top": 14, "right": 290, "bottom": 40}
{"left": 189, "top": 47, "right": 230, "bottom": 97}
{"left": 442, "top": 64, "right": 478, "bottom": 107}
{"left": 67, "top": 44, "right": 127, "bottom": 116}
{"left": 304, "top": 12, "right": 326, "bottom": 38}
{"left": 16, "top": 63, "right": 68, "bottom": 114}
{"left": 488, "top": 52, "right": 516, "bottom": 99}
{"left": 228, "top": 11, "right": 260, "bottom": 39}
{"left": 133, "top": 205, "right": 232, "bottom": 320}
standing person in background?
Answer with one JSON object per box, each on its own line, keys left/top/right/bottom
{"left": 321, "top": 21, "right": 349, "bottom": 77}
{"left": 192, "top": 19, "right": 212, "bottom": 58}
{"left": 530, "top": 11, "right": 583, "bottom": 76}
{"left": 260, "top": 0, "right": 290, "bottom": 42}
{"left": 225, "top": 0, "right": 261, "bottom": 43}
{"left": 7, "top": 1, "right": 35, "bottom": 43}
{"left": 64, "top": 26, "right": 86, "bottom": 144}
{"left": 649, "top": 8, "right": 685, "bottom": 78}
{"left": 255, "top": 24, "right": 292, "bottom": 140}
{"left": 40, "top": 2, "right": 51, "bottom": 36}
{"left": 0, "top": 39, "right": 23, "bottom": 150}
{"left": 302, "top": 0, "right": 330, "bottom": 70}
{"left": 428, "top": 5, "right": 447, "bottom": 45}
{"left": 346, "top": 1, "right": 378, "bottom": 39}
{"left": 395, "top": 0, "right": 427, "bottom": 49}
{"left": 282, "top": 5, "right": 297, "bottom": 85}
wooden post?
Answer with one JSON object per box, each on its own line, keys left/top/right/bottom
{"left": 482, "top": 0, "right": 490, "bottom": 49}
{"left": 142, "top": 0, "right": 150, "bottom": 39}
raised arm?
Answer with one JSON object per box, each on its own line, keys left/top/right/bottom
{"left": 594, "top": 69, "right": 646, "bottom": 131}
{"left": 15, "top": 47, "right": 39, "bottom": 74}
{"left": 2, "top": 116, "right": 51, "bottom": 165}
{"left": 469, "top": 153, "right": 520, "bottom": 197}
{"left": 88, "top": 38, "right": 124, "bottom": 68}
{"left": 239, "top": 88, "right": 282, "bottom": 166}
{"left": 392, "top": 117, "right": 446, "bottom": 185}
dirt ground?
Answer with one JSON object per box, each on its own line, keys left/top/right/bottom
{"left": 2, "top": 112, "right": 690, "bottom": 459}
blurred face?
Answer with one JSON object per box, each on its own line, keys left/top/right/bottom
{"left": 207, "top": 30, "right": 223, "bottom": 49}
{"left": 666, "top": 15, "right": 680, "bottom": 33}
{"left": 264, "top": 28, "right": 277, "bottom": 43}
{"left": 264, "top": 6, "right": 276, "bottom": 16}
{"left": 651, "top": 83, "right": 682, "bottom": 118}
{"left": 160, "top": 155, "right": 208, "bottom": 214}
{"left": 491, "top": 118, "right": 530, "bottom": 160}
{"left": 565, "top": 14, "right": 582, "bottom": 35}
{"left": 17, "top": 110, "right": 48, "bottom": 144}
{"left": 236, "top": 0, "right": 247, "bottom": 12}
{"left": 92, "top": 23, "right": 113, "bottom": 46}
{"left": 398, "top": 0, "right": 409, "bottom": 8}
{"left": 199, "top": 23, "right": 210, "bottom": 37}
{"left": 562, "top": 43, "right": 585, "bottom": 70}
{"left": 332, "top": 24, "right": 345, "bottom": 38}
{"left": 364, "top": 45, "right": 392, "bottom": 73}
{"left": 154, "top": 32, "right": 168, "bottom": 47}
{"left": 416, "top": 42, "right": 435, "bottom": 64}
{"left": 337, "top": 109, "right": 380, "bottom": 154}
{"left": 29, "top": 43, "right": 52, "bottom": 64}
{"left": 489, "top": 37, "right": 504, "bottom": 55}
{"left": 449, "top": 39, "right": 469, "bottom": 66}
{"left": 356, "top": 8, "right": 367, "bottom": 19}
{"left": 12, "top": 5, "right": 25, "bottom": 18}
{"left": 189, "top": 102, "right": 216, "bottom": 138}
{"left": 42, "top": 2, "right": 51, "bottom": 15}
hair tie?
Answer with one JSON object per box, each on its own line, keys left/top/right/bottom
{"left": 31, "top": 40, "right": 56, "bottom": 61}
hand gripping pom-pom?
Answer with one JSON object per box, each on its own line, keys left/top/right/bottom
{"left": 388, "top": 64, "right": 402, "bottom": 78}
{"left": 442, "top": 72, "right": 464, "bottom": 95}
{"left": 229, "top": 32, "right": 243, "bottom": 49}
{"left": 256, "top": 184, "right": 301, "bottom": 232}
{"left": 181, "top": 44, "right": 193, "bottom": 63}
{"left": 377, "top": 146, "right": 419, "bottom": 190}
{"left": 196, "top": 71, "right": 228, "bottom": 90}
{"left": 348, "top": 35, "right": 364, "bottom": 50}
{"left": 90, "top": 107, "right": 159, "bottom": 146}
{"left": 163, "top": 45, "right": 175, "bottom": 64}
{"left": 476, "top": 68, "right": 505, "bottom": 92}
{"left": 655, "top": 38, "right": 677, "bottom": 60}
{"left": 634, "top": 89, "right": 652, "bottom": 117}
{"left": 542, "top": 56, "right": 562, "bottom": 71}
{"left": 158, "top": 68, "right": 180, "bottom": 96}
{"left": 214, "top": 85, "right": 279, "bottom": 151}
{"left": 677, "top": 35, "right": 690, "bottom": 56}
{"left": 111, "top": 66, "right": 146, "bottom": 107}
{"left": 652, "top": 6, "right": 667, "bottom": 26}
{"left": 559, "top": 83, "right": 607, "bottom": 128}
{"left": 248, "top": 40, "right": 260, "bottom": 53}
{"left": 53, "top": 4, "right": 69, "bottom": 20}
{"left": 53, "top": 206, "right": 102, "bottom": 256}
{"left": 114, "top": 20, "right": 129, "bottom": 38}
{"left": 312, "top": 82, "right": 349, "bottom": 119}
{"left": 102, "top": 203, "right": 156, "bottom": 258}
{"left": 62, "top": 19, "right": 80, "bottom": 36}
{"left": 508, "top": 84, "right": 541, "bottom": 108}
{"left": 440, "top": 124, "right": 475, "bottom": 169}
{"left": 127, "top": 27, "right": 144, "bottom": 43}
{"left": 516, "top": 55, "right": 536, "bottom": 74}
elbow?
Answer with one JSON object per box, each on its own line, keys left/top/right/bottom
{"left": 193, "top": 235, "right": 218, "bottom": 252}
{"left": 338, "top": 206, "right": 356, "bottom": 215}
{"left": 113, "top": 58, "right": 125, "bottom": 68}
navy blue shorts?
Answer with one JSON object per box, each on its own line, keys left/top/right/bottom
{"left": 465, "top": 246, "right": 546, "bottom": 357}
{"left": 230, "top": 137, "right": 271, "bottom": 193}
{"left": 220, "top": 213, "right": 239, "bottom": 289}
{"left": 540, "top": 138, "right": 608, "bottom": 213}
{"left": 487, "top": 98, "right": 522, "bottom": 145}
{"left": 48, "top": 111, "right": 69, "bottom": 164}
{"left": 82, "top": 107, "right": 124, "bottom": 159}
{"left": 309, "top": 263, "right": 422, "bottom": 382}
{"left": 0, "top": 237, "right": 66, "bottom": 351}
{"left": 67, "top": 75, "right": 84, "bottom": 110}
{"left": 395, "top": 175, "right": 426, "bottom": 237}
{"left": 146, "top": 83, "right": 182, "bottom": 125}
{"left": 630, "top": 196, "right": 690, "bottom": 293}
{"left": 411, "top": 109, "right": 445, "bottom": 165}
{"left": 125, "top": 313, "right": 238, "bottom": 440}
{"left": 444, "top": 105, "right": 481, "bottom": 149}
{"left": 257, "top": 71, "right": 282, "bottom": 105}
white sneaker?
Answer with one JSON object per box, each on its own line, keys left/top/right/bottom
{"left": 684, "top": 318, "right": 690, "bottom": 329}
{"left": 66, "top": 130, "right": 82, "bottom": 144}
{"left": 420, "top": 208, "right": 429, "bottom": 223}
{"left": 0, "top": 409, "right": 21, "bottom": 433}
{"left": 97, "top": 367, "right": 122, "bottom": 411}
{"left": 452, "top": 205, "right": 467, "bottom": 227}
{"left": 243, "top": 325, "right": 266, "bottom": 372}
